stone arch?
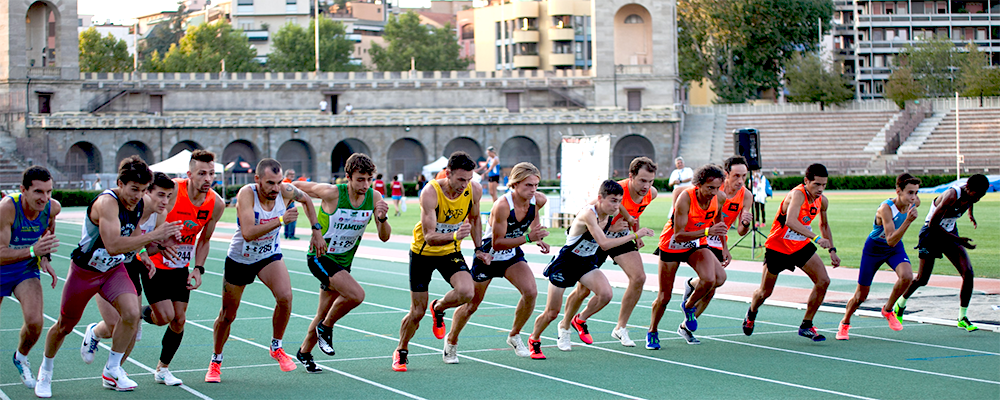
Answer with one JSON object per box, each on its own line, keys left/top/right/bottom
{"left": 386, "top": 138, "right": 426, "bottom": 182}
{"left": 613, "top": 134, "right": 655, "bottom": 178}
{"left": 499, "top": 136, "right": 541, "bottom": 175}
{"left": 331, "top": 138, "right": 371, "bottom": 178}
{"left": 26, "top": 1, "right": 61, "bottom": 68}
{"left": 116, "top": 141, "right": 153, "bottom": 166}
{"left": 169, "top": 140, "right": 202, "bottom": 157}
{"left": 443, "top": 137, "right": 483, "bottom": 161}
{"left": 614, "top": 4, "right": 653, "bottom": 65}
{"left": 65, "top": 141, "right": 101, "bottom": 181}
{"left": 276, "top": 139, "right": 314, "bottom": 179}
{"left": 222, "top": 139, "right": 259, "bottom": 168}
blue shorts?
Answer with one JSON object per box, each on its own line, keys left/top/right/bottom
{"left": 1, "top": 267, "right": 40, "bottom": 297}
{"left": 858, "top": 238, "right": 910, "bottom": 286}
{"left": 391, "top": 195, "right": 402, "bottom": 201}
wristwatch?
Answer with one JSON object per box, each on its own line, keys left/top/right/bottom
{"left": 828, "top": 247, "right": 837, "bottom": 253}
{"left": 312, "top": 223, "right": 322, "bottom": 231}
{"left": 377, "top": 215, "right": 388, "bottom": 223}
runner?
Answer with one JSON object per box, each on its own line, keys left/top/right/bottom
{"left": 743, "top": 163, "right": 840, "bottom": 342}
{"left": 646, "top": 164, "right": 728, "bottom": 349}
{"left": 205, "top": 158, "right": 325, "bottom": 382}
{"left": 373, "top": 173, "right": 386, "bottom": 196}
{"left": 282, "top": 169, "right": 299, "bottom": 240}
{"left": 137, "top": 150, "right": 225, "bottom": 386}
{"left": 392, "top": 151, "right": 487, "bottom": 372}
{"left": 293, "top": 153, "right": 391, "bottom": 373}
{"left": 837, "top": 174, "right": 920, "bottom": 340}
{"left": 445, "top": 162, "right": 549, "bottom": 362}
{"left": 391, "top": 175, "right": 403, "bottom": 216}
{"left": 896, "top": 173, "right": 989, "bottom": 332}
{"left": 527, "top": 180, "right": 655, "bottom": 359}
{"left": 1, "top": 166, "right": 61, "bottom": 389}
{"left": 558, "top": 157, "right": 657, "bottom": 348}
{"left": 485, "top": 146, "right": 501, "bottom": 202}
{"left": 35, "top": 156, "right": 182, "bottom": 397}
{"left": 80, "top": 172, "right": 177, "bottom": 374}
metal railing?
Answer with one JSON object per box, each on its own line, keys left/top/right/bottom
{"left": 685, "top": 99, "right": 899, "bottom": 114}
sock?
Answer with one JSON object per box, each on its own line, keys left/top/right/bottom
{"left": 800, "top": 320, "right": 813, "bottom": 330}
{"left": 142, "top": 305, "right": 154, "bottom": 325}
{"left": 959, "top": 307, "right": 968, "bottom": 320}
{"left": 896, "top": 297, "right": 908, "bottom": 308}
{"left": 747, "top": 308, "right": 757, "bottom": 320}
{"left": 211, "top": 353, "right": 223, "bottom": 364}
{"left": 106, "top": 350, "right": 124, "bottom": 370}
{"left": 15, "top": 351, "right": 28, "bottom": 363}
{"left": 160, "top": 328, "right": 184, "bottom": 366}
{"left": 41, "top": 357, "right": 54, "bottom": 372}
{"left": 271, "top": 338, "right": 282, "bottom": 351}
{"left": 318, "top": 323, "right": 331, "bottom": 334}
{"left": 574, "top": 314, "right": 585, "bottom": 324}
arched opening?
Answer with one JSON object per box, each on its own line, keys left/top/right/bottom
{"left": 613, "top": 134, "right": 655, "bottom": 178}
{"left": 116, "top": 141, "right": 153, "bottom": 166}
{"left": 223, "top": 140, "right": 259, "bottom": 185}
{"left": 169, "top": 140, "right": 202, "bottom": 157}
{"left": 331, "top": 138, "right": 371, "bottom": 178}
{"left": 614, "top": 5, "right": 652, "bottom": 66}
{"left": 26, "top": 1, "right": 59, "bottom": 68}
{"left": 499, "top": 136, "right": 541, "bottom": 176}
{"left": 386, "top": 138, "right": 426, "bottom": 182}
{"left": 443, "top": 137, "right": 483, "bottom": 161}
{"left": 65, "top": 141, "right": 101, "bottom": 181}
{"left": 276, "top": 139, "right": 314, "bottom": 179}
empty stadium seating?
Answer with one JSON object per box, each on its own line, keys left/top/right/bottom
{"left": 894, "top": 108, "right": 1000, "bottom": 174}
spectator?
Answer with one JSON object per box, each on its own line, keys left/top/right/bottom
{"left": 390, "top": 175, "right": 403, "bottom": 216}
{"left": 93, "top": 176, "right": 102, "bottom": 191}
{"left": 373, "top": 173, "right": 386, "bottom": 196}
{"left": 345, "top": 103, "right": 353, "bottom": 115}
{"left": 283, "top": 169, "right": 299, "bottom": 240}
{"left": 751, "top": 170, "right": 772, "bottom": 227}
{"left": 668, "top": 156, "right": 693, "bottom": 202}
{"left": 416, "top": 174, "right": 427, "bottom": 192}
{"left": 319, "top": 100, "right": 328, "bottom": 112}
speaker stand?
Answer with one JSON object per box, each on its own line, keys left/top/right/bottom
{"left": 729, "top": 201, "right": 768, "bottom": 260}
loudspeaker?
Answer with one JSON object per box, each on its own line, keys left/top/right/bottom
{"left": 733, "top": 128, "right": 762, "bottom": 170}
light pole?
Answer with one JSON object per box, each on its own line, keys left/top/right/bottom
{"left": 315, "top": 0, "right": 321, "bottom": 72}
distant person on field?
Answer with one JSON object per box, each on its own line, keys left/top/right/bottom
{"left": 668, "top": 157, "right": 693, "bottom": 203}
{"left": 282, "top": 170, "right": 299, "bottom": 241}
{"left": 391, "top": 175, "right": 403, "bottom": 216}
{"left": 751, "top": 170, "right": 772, "bottom": 227}
{"left": 484, "top": 147, "right": 501, "bottom": 202}
{"left": 373, "top": 174, "right": 386, "bottom": 196}
{"left": 93, "top": 176, "right": 102, "bottom": 191}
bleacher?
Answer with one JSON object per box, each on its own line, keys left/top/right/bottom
{"left": 723, "top": 111, "right": 896, "bottom": 175}
{"left": 894, "top": 108, "right": 1000, "bottom": 174}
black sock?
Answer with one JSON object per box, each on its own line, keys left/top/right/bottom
{"left": 747, "top": 308, "right": 757, "bottom": 320}
{"left": 800, "top": 320, "right": 813, "bottom": 330}
{"left": 160, "top": 328, "right": 184, "bottom": 365}
{"left": 142, "top": 305, "right": 153, "bottom": 325}
{"left": 318, "top": 323, "right": 331, "bottom": 334}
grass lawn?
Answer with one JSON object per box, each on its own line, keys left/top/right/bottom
{"left": 220, "top": 190, "right": 999, "bottom": 278}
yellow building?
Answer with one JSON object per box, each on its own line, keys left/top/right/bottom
{"left": 468, "top": 0, "right": 593, "bottom": 71}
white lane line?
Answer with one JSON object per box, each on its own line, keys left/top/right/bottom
{"left": 0, "top": 387, "right": 10, "bottom": 400}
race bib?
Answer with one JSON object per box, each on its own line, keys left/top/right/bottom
{"left": 571, "top": 240, "right": 599, "bottom": 257}
{"left": 608, "top": 230, "right": 632, "bottom": 239}
{"left": 324, "top": 209, "right": 372, "bottom": 254}
{"left": 88, "top": 248, "right": 125, "bottom": 272}
{"left": 241, "top": 237, "right": 278, "bottom": 261}
{"left": 436, "top": 222, "right": 462, "bottom": 234}
{"left": 668, "top": 237, "right": 699, "bottom": 250}
{"left": 706, "top": 235, "right": 724, "bottom": 249}
{"left": 940, "top": 217, "right": 957, "bottom": 232}
{"left": 163, "top": 244, "right": 195, "bottom": 269}
{"left": 783, "top": 226, "right": 812, "bottom": 242}
{"left": 492, "top": 247, "right": 516, "bottom": 261}
{"left": 326, "top": 232, "right": 364, "bottom": 254}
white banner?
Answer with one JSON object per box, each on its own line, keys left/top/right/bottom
{"left": 560, "top": 135, "right": 611, "bottom": 214}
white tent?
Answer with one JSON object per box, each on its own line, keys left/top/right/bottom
{"left": 149, "top": 150, "right": 224, "bottom": 175}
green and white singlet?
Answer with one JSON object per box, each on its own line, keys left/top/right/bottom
{"left": 309, "top": 184, "right": 375, "bottom": 267}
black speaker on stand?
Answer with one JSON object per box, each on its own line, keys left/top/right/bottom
{"left": 730, "top": 128, "right": 767, "bottom": 258}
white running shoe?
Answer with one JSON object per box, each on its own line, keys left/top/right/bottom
{"left": 34, "top": 369, "right": 52, "bottom": 398}
{"left": 81, "top": 322, "right": 101, "bottom": 364}
{"left": 611, "top": 327, "right": 636, "bottom": 347}
{"left": 102, "top": 366, "right": 138, "bottom": 391}
{"left": 556, "top": 328, "right": 572, "bottom": 351}
{"left": 155, "top": 368, "right": 183, "bottom": 386}
{"left": 135, "top": 324, "right": 142, "bottom": 341}
{"left": 678, "top": 323, "right": 701, "bottom": 345}
{"left": 13, "top": 353, "right": 35, "bottom": 388}
{"left": 506, "top": 335, "right": 530, "bottom": 357}
{"left": 442, "top": 342, "right": 459, "bottom": 364}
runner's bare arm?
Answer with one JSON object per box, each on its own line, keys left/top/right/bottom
{"left": 585, "top": 209, "right": 653, "bottom": 250}
{"left": 735, "top": 188, "right": 754, "bottom": 236}
{"left": 489, "top": 198, "right": 516, "bottom": 250}
{"left": 285, "top": 183, "right": 326, "bottom": 256}
{"left": 235, "top": 185, "right": 282, "bottom": 241}
{"left": 0, "top": 198, "right": 30, "bottom": 264}
{"left": 97, "top": 195, "right": 179, "bottom": 255}
{"left": 468, "top": 180, "right": 486, "bottom": 250}
{"left": 672, "top": 191, "right": 707, "bottom": 242}
{"left": 418, "top": 183, "right": 452, "bottom": 245}
{"left": 926, "top": 189, "right": 963, "bottom": 240}
{"left": 881, "top": 201, "right": 917, "bottom": 247}
{"left": 291, "top": 181, "right": 338, "bottom": 203}
{"left": 530, "top": 193, "right": 551, "bottom": 252}
{"left": 782, "top": 190, "right": 817, "bottom": 240}
{"left": 372, "top": 190, "right": 391, "bottom": 242}
{"left": 820, "top": 196, "right": 840, "bottom": 266}
{"left": 193, "top": 191, "right": 226, "bottom": 269}
{"left": 48, "top": 199, "right": 61, "bottom": 234}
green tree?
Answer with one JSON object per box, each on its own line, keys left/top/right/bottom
{"left": 267, "top": 18, "right": 360, "bottom": 72}
{"left": 884, "top": 64, "right": 923, "bottom": 109}
{"left": 138, "top": 4, "right": 187, "bottom": 70}
{"left": 783, "top": 52, "right": 854, "bottom": 110}
{"left": 902, "top": 37, "right": 958, "bottom": 97}
{"left": 370, "top": 12, "right": 469, "bottom": 71}
{"left": 679, "top": 0, "right": 834, "bottom": 103}
{"left": 957, "top": 42, "right": 1000, "bottom": 106}
{"left": 79, "top": 27, "right": 132, "bottom": 72}
{"left": 147, "top": 21, "right": 262, "bottom": 72}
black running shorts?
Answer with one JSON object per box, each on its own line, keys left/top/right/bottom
{"left": 764, "top": 243, "right": 817, "bottom": 275}
{"left": 224, "top": 254, "right": 283, "bottom": 286}
{"left": 409, "top": 251, "right": 470, "bottom": 292}
{"left": 308, "top": 255, "right": 351, "bottom": 291}
{"left": 142, "top": 267, "right": 191, "bottom": 304}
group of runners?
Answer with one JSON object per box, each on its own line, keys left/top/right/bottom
{"left": 0, "top": 149, "right": 989, "bottom": 395}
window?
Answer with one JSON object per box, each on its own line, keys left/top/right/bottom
{"left": 518, "top": 18, "right": 536, "bottom": 30}
{"left": 461, "top": 24, "right": 474, "bottom": 40}
{"left": 237, "top": 0, "right": 252, "bottom": 5}
{"left": 624, "top": 14, "right": 643, "bottom": 24}
{"left": 516, "top": 43, "right": 537, "bottom": 56}
{"left": 286, "top": 16, "right": 298, "bottom": 25}
{"left": 553, "top": 15, "right": 571, "bottom": 29}
{"left": 38, "top": 94, "right": 51, "bottom": 114}
{"left": 575, "top": 42, "right": 582, "bottom": 59}
{"left": 495, "top": 21, "right": 502, "bottom": 40}
{"left": 553, "top": 41, "right": 572, "bottom": 54}
{"left": 78, "top": 18, "right": 82, "bottom": 27}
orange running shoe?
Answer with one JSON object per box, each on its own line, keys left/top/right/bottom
{"left": 392, "top": 349, "right": 408, "bottom": 372}
{"left": 570, "top": 314, "right": 593, "bottom": 345}
{"left": 528, "top": 339, "right": 545, "bottom": 360}
{"left": 204, "top": 362, "right": 221, "bottom": 383}
{"left": 881, "top": 307, "right": 903, "bottom": 331}
{"left": 270, "top": 348, "right": 297, "bottom": 372}
{"left": 430, "top": 299, "right": 446, "bottom": 340}
{"left": 835, "top": 322, "right": 850, "bottom": 340}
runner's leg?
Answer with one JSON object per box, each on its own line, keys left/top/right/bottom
{"left": 614, "top": 251, "right": 645, "bottom": 330}
{"left": 257, "top": 260, "right": 294, "bottom": 341}
{"left": 649, "top": 261, "right": 679, "bottom": 333}
{"left": 504, "top": 262, "right": 538, "bottom": 336}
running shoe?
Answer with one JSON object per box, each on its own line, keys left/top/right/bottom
{"left": 835, "top": 322, "right": 850, "bottom": 340}
{"left": 881, "top": 308, "right": 903, "bottom": 331}
{"left": 893, "top": 303, "right": 905, "bottom": 325}
{"left": 442, "top": 342, "right": 458, "bottom": 364}
{"left": 507, "top": 335, "right": 530, "bottom": 357}
{"left": 681, "top": 305, "right": 699, "bottom": 332}
{"left": 742, "top": 310, "right": 756, "bottom": 336}
{"left": 142, "top": 305, "right": 154, "bottom": 324}
{"left": 677, "top": 323, "right": 701, "bottom": 345}
{"left": 34, "top": 369, "right": 52, "bottom": 398}
{"left": 316, "top": 323, "right": 336, "bottom": 356}
{"left": 798, "top": 326, "right": 826, "bottom": 342}
{"left": 154, "top": 368, "right": 183, "bottom": 386}
{"left": 645, "top": 331, "right": 660, "bottom": 350}
{"left": 102, "top": 365, "right": 137, "bottom": 391}
{"left": 135, "top": 323, "right": 142, "bottom": 341}
{"left": 391, "top": 349, "right": 408, "bottom": 372}
{"left": 205, "top": 361, "right": 222, "bottom": 383}
{"left": 681, "top": 278, "right": 694, "bottom": 312}
{"left": 570, "top": 314, "right": 593, "bottom": 344}
{"left": 556, "top": 328, "right": 572, "bottom": 351}
{"left": 429, "top": 299, "right": 446, "bottom": 340}
{"left": 13, "top": 353, "right": 35, "bottom": 388}
{"left": 528, "top": 339, "right": 545, "bottom": 360}
{"left": 270, "top": 348, "right": 297, "bottom": 372}
{"left": 958, "top": 317, "right": 979, "bottom": 332}
{"left": 296, "top": 350, "right": 323, "bottom": 374}
{"left": 81, "top": 322, "right": 100, "bottom": 364}
{"left": 611, "top": 327, "right": 636, "bottom": 347}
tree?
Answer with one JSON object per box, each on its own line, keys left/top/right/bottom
{"left": 884, "top": 65, "right": 923, "bottom": 109}
{"left": 267, "top": 18, "right": 361, "bottom": 72}
{"left": 678, "top": 0, "right": 834, "bottom": 103}
{"left": 370, "top": 12, "right": 469, "bottom": 71}
{"left": 79, "top": 27, "right": 132, "bottom": 72}
{"left": 146, "top": 21, "right": 263, "bottom": 72}
{"left": 783, "top": 52, "right": 853, "bottom": 110}
{"left": 957, "top": 42, "right": 1000, "bottom": 106}
{"left": 138, "top": 4, "right": 187, "bottom": 70}
{"left": 902, "top": 37, "right": 958, "bottom": 97}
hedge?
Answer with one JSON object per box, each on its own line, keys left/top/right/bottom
{"left": 51, "top": 190, "right": 102, "bottom": 207}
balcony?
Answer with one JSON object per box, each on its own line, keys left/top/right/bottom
{"left": 513, "top": 30, "right": 539, "bottom": 43}
{"left": 547, "top": 0, "right": 575, "bottom": 16}
{"left": 615, "top": 64, "right": 653, "bottom": 75}
{"left": 27, "top": 67, "right": 62, "bottom": 79}
{"left": 548, "top": 27, "right": 574, "bottom": 41}
{"left": 513, "top": 55, "right": 540, "bottom": 68}
{"left": 245, "top": 29, "right": 269, "bottom": 42}
{"left": 549, "top": 53, "right": 575, "bottom": 66}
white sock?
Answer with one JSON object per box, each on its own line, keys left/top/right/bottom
{"left": 271, "top": 338, "right": 282, "bottom": 351}
{"left": 15, "top": 351, "right": 28, "bottom": 363}
{"left": 106, "top": 351, "right": 124, "bottom": 370}
{"left": 211, "top": 353, "right": 223, "bottom": 364}
{"left": 41, "top": 357, "right": 54, "bottom": 372}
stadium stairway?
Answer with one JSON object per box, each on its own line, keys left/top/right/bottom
{"left": 893, "top": 108, "right": 1000, "bottom": 174}
{"left": 678, "top": 113, "right": 729, "bottom": 167}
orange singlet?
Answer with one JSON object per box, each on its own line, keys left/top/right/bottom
{"left": 708, "top": 185, "right": 748, "bottom": 250}
{"left": 658, "top": 187, "right": 718, "bottom": 253}
{"left": 764, "top": 184, "right": 821, "bottom": 254}
{"left": 150, "top": 179, "right": 217, "bottom": 269}
{"left": 612, "top": 178, "right": 654, "bottom": 225}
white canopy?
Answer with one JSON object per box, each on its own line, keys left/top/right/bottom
{"left": 149, "top": 150, "right": 224, "bottom": 175}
